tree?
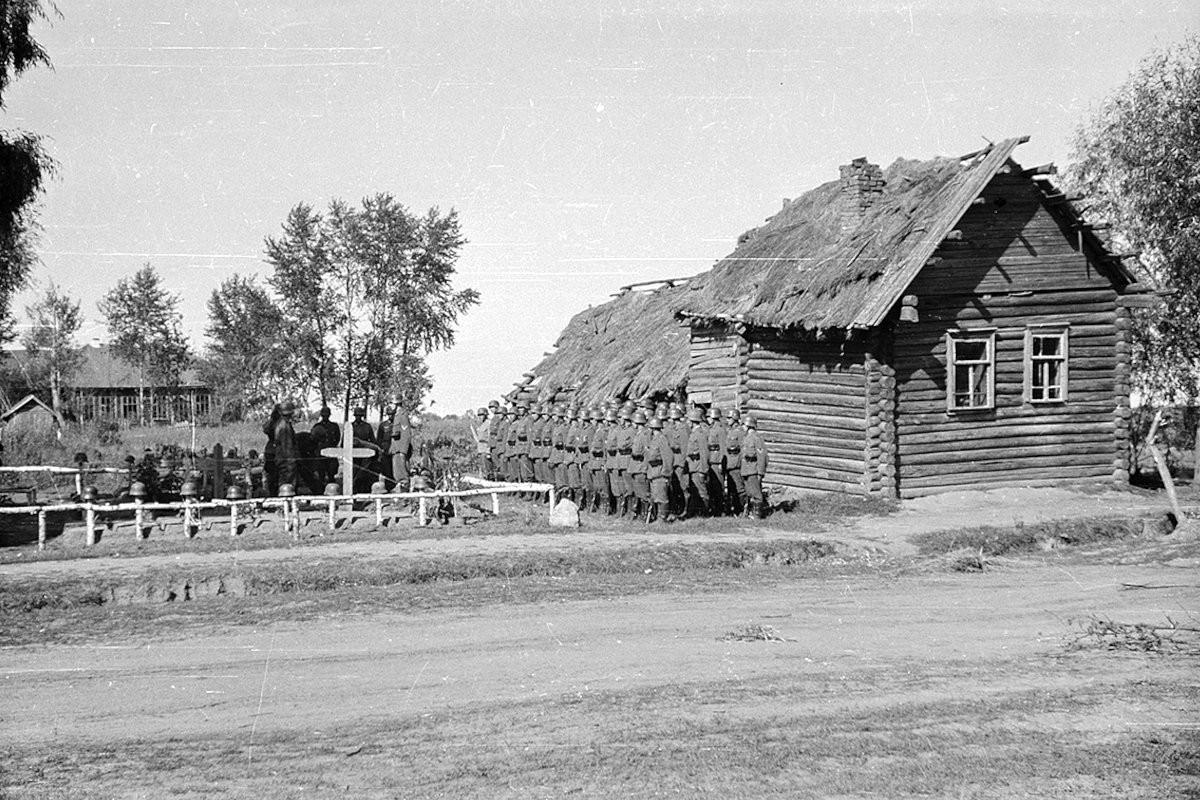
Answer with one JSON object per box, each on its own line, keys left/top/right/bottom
{"left": 20, "top": 282, "right": 82, "bottom": 416}
{"left": 1068, "top": 35, "right": 1200, "bottom": 403}
{"left": 264, "top": 203, "right": 340, "bottom": 406}
{"left": 98, "top": 264, "right": 191, "bottom": 424}
{"left": 198, "top": 274, "right": 290, "bottom": 420}
{"left": 0, "top": 1, "right": 57, "bottom": 342}
{"left": 265, "top": 196, "right": 478, "bottom": 413}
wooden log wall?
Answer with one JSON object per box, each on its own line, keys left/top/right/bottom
{"left": 894, "top": 172, "right": 1130, "bottom": 497}
{"left": 745, "top": 334, "right": 869, "bottom": 492}
{"left": 864, "top": 330, "right": 897, "bottom": 497}
{"left": 688, "top": 324, "right": 742, "bottom": 409}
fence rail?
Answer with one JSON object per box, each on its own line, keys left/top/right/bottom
{"left": 0, "top": 480, "right": 556, "bottom": 550}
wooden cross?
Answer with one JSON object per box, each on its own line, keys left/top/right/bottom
{"left": 321, "top": 422, "right": 376, "bottom": 496}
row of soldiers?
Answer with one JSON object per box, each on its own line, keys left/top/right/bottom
{"left": 472, "top": 399, "right": 769, "bottom": 521}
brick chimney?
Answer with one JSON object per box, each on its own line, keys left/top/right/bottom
{"left": 838, "top": 157, "right": 884, "bottom": 234}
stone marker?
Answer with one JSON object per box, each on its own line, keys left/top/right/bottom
{"left": 549, "top": 498, "right": 580, "bottom": 528}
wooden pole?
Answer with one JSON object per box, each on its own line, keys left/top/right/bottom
{"left": 418, "top": 496, "right": 428, "bottom": 526}
{"left": 134, "top": 500, "right": 144, "bottom": 539}
{"left": 85, "top": 503, "right": 96, "bottom": 546}
{"left": 491, "top": 491, "right": 500, "bottom": 516}
{"left": 375, "top": 498, "right": 384, "bottom": 527}
{"left": 229, "top": 502, "right": 239, "bottom": 537}
{"left": 327, "top": 499, "right": 337, "bottom": 532}
{"left": 37, "top": 509, "right": 46, "bottom": 550}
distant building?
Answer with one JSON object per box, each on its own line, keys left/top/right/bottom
{"left": 0, "top": 394, "right": 64, "bottom": 438}
{"left": 3, "top": 344, "right": 212, "bottom": 425}
{"left": 71, "top": 344, "right": 211, "bottom": 423}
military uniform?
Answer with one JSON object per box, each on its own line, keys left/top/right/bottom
{"left": 646, "top": 417, "right": 674, "bottom": 523}
{"left": 723, "top": 409, "right": 746, "bottom": 515}
{"left": 351, "top": 410, "right": 377, "bottom": 494}
{"left": 742, "top": 417, "right": 769, "bottom": 518}
{"left": 512, "top": 407, "right": 533, "bottom": 485}
{"left": 566, "top": 410, "right": 584, "bottom": 504}
{"left": 309, "top": 409, "right": 341, "bottom": 486}
{"left": 667, "top": 409, "right": 689, "bottom": 516}
{"left": 591, "top": 412, "right": 613, "bottom": 513}
{"left": 492, "top": 410, "right": 510, "bottom": 482}
{"left": 685, "top": 410, "right": 711, "bottom": 515}
{"left": 705, "top": 411, "right": 727, "bottom": 515}
{"left": 628, "top": 412, "right": 651, "bottom": 518}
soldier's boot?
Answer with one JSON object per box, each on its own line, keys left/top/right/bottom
{"left": 633, "top": 498, "right": 643, "bottom": 520}
{"left": 657, "top": 502, "right": 671, "bottom": 523}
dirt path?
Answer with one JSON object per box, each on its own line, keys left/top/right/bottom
{"left": 3, "top": 553, "right": 1198, "bottom": 798}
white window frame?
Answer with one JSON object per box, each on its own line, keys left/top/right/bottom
{"left": 946, "top": 329, "right": 996, "bottom": 412}
{"left": 1025, "top": 325, "right": 1069, "bottom": 404}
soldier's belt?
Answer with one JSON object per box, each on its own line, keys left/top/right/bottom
{"left": 727, "top": 447, "right": 741, "bottom": 454}
{"left": 533, "top": 439, "right": 543, "bottom": 446}
{"left": 688, "top": 453, "right": 702, "bottom": 459}
{"left": 631, "top": 454, "right": 644, "bottom": 461}
{"left": 708, "top": 445, "right": 721, "bottom": 451}
{"left": 648, "top": 458, "right": 663, "bottom": 467}
{"left": 517, "top": 436, "right": 528, "bottom": 441}
{"left": 619, "top": 448, "right": 633, "bottom": 455}
{"left": 592, "top": 450, "right": 604, "bottom": 456}
{"left": 744, "top": 456, "right": 758, "bottom": 462}
{"left": 607, "top": 448, "right": 618, "bottom": 455}
{"left": 670, "top": 447, "right": 682, "bottom": 453}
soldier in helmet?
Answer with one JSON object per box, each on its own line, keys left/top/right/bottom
{"left": 273, "top": 401, "right": 298, "bottom": 494}
{"left": 472, "top": 405, "right": 493, "bottom": 479}
{"left": 591, "top": 408, "right": 613, "bottom": 513}
{"left": 628, "top": 410, "right": 651, "bottom": 519}
{"left": 389, "top": 403, "right": 414, "bottom": 492}
{"left": 350, "top": 407, "right": 377, "bottom": 494}
{"left": 684, "top": 406, "right": 710, "bottom": 516}
{"left": 741, "top": 415, "right": 769, "bottom": 518}
{"left": 485, "top": 400, "right": 502, "bottom": 479}
{"left": 512, "top": 403, "right": 533, "bottom": 491}
{"left": 666, "top": 405, "right": 689, "bottom": 518}
{"left": 376, "top": 403, "right": 396, "bottom": 489}
{"left": 505, "top": 405, "right": 520, "bottom": 482}
{"left": 646, "top": 414, "right": 674, "bottom": 522}
{"left": 604, "top": 407, "right": 623, "bottom": 514}
{"left": 614, "top": 405, "right": 636, "bottom": 517}
{"left": 309, "top": 406, "right": 341, "bottom": 486}
{"left": 565, "top": 406, "right": 584, "bottom": 506}
{"left": 529, "top": 404, "right": 547, "bottom": 489}
{"left": 724, "top": 407, "right": 746, "bottom": 515}
{"left": 705, "top": 406, "right": 727, "bottom": 516}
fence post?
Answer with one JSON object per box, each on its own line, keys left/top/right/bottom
{"left": 327, "top": 499, "right": 337, "bottom": 533}
{"left": 37, "top": 509, "right": 46, "bottom": 551}
{"left": 374, "top": 498, "right": 384, "bottom": 527}
{"left": 229, "top": 502, "right": 239, "bottom": 537}
{"left": 418, "top": 496, "right": 428, "bottom": 526}
{"left": 491, "top": 491, "right": 500, "bottom": 516}
{"left": 85, "top": 503, "right": 96, "bottom": 546}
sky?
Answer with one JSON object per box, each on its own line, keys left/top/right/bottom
{"left": 6, "top": 0, "right": 1198, "bottom": 416}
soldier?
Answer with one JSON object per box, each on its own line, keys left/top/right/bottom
{"left": 492, "top": 405, "right": 510, "bottom": 482}
{"left": 667, "top": 405, "right": 689, "bottom": 518}
{"left": 590, "top": 408, "right": 612, "bottom": 513}
{"left": 485, "top": 400, "right": 502, "bottom": 479}
{"left": 376, "top": 404, "right": 395, "bottom": 489}
{"left": 309, "top": 406, "right": 341, "bottom": 486}
{"left": 646, "top": 414, "right": 674, "bottom": 523}
{"left": 505, "top": 406, "right": 520, "bottom": 483}
{"left": 741, "top": 415, "right": 769, "bottom": 518}
{"left": 389, "top": 404, "right": 414, "bottom": 492}
{"left": 528, "top": 404, "right": 546, "bottom": 487}
{"left": 604, "top": 407, "right": 623, "bottom": 515}
{"left": 724, "top": 408, "right": 746, "bottom": 515}
{"left": 705, "top": 407, "right": 727, "bottom": 515}
{"left": 350, "top": 407, "right": 377, "bottom": 493}
{"left": 628, "top": 410, "right": 651, "bottom": 519}
{"left": 684, "top": 407, "right": 710, "bottom": 516}
{"left": 471, "top": 406, "right": 492, "bottom": 479}
{"left": 615, "top": 406, "right": 636, "bottom": 517}
{"left": 262, "top": 402, "right": 282, "bottom": 497}
{"left": 273, "top": 401, "right": 298, "bottom": 493}
{"left": 512, "top": 403, "right": 533, "bottom": 490}
{"left": 564, "top": 406, "right": 583, "bottom": 505}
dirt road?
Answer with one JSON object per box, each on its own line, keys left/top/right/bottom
{"left": 4, "top": 544, "right": 1198, "bottom": 798}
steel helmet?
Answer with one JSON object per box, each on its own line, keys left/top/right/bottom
{"left": 647, "top": 415, "right": 663, "bottom": 430}
{"left": 632, "top": 410, "right": 647, "bottom": 424}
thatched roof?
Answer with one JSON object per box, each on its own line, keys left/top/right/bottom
{"left": 677, "top": 136, "right": 1030, "bottom": 330}
{"left": 518, "top": 281, "right": 692, "bottom": 406}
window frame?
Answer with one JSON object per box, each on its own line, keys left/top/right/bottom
{"left": 945, "top": 328, "right": 996, "bottom": 413}
{"left": 1024, "top": 324, "right": 1069, "bottom": 405}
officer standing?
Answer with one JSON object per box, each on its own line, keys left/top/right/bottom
{"left": 604, "top": 408, "right": 622, "bottom": 515}
{"left": 667, "top": 405, "right": 689, "bottom": 518}
{"left": 566, "top": 406, "right": 585, "bottom": 507}
{"left": 472, "top": 406, "right": 492, "bottom": 479}
{"left": 724, "top": 408, "right": 746, "bottom": 516}
{"left": 309, "top": 406, "right": 341, "bottom": 486}
{"left": 685, "top": 407, "right": 710, "bottom": 516}
{"left": 389, "top": 404, "right": 413, "bottom": 492}
{"left": 646, "top": 414, "right": 674, "bottom": 523}
{"left": 591, "top": 408, "right": 612, "bottom": 514}
{"left": 274, "top": 401, "right": 298, "bottom": 493}
{"left": 376, "top": 404, "right": 395, "bottom": 489}
{"left": 628, "top": 410, "right": 651, "bottom": 519}
{"left": 705, "top": 407, "right": 727, "bottom": 516}
{"left": 742, "top": 415, "right": 769, "bottom": 518}
{"left": 512, "top": 403, "right": 533, "bottom": 489}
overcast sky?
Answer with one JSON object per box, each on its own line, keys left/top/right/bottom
{"left": 7, "top": 0, "right": 1198, "bottom": 415}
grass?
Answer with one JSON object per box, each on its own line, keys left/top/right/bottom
{"left": 910, "top": 516, "right": 1145, "bottom": 558}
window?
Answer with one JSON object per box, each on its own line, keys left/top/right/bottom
{"left": 947, "top": 330, "right": 995, "bottom": 411}
{"left": 1026, "top": 326, "right": 1068, "bottom": 403}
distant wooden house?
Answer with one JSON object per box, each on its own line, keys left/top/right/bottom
{"left": 0, "top": 393, "right": 64, "bottom": 438}
{"left": 675, "top": 136, "right": 1146, "bottom": 497}
{"left": 68, "top": 344, "right": 211, "bottom": 424}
